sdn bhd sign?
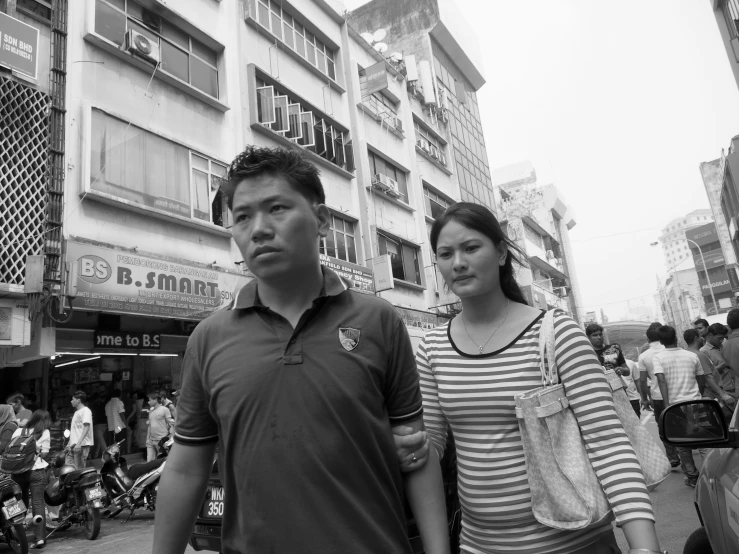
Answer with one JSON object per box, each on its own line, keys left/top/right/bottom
{"left": 67, "top": 241, "right": 251, "bottom": 320}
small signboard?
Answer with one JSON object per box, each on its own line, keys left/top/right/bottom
{"left": 371, "top": 254, "right": 394, "bottom": 292}
{"left": 360, "top": 61, "right": 389, "bottom": 98}
{"left": 0, "top": 12, "right": 39, "bottom": 80}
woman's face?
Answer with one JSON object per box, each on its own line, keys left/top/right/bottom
{"left": 435, "top": 220, "right": 507, "bottom": 299}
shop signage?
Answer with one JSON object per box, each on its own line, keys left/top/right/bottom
{"left": 0, "top": 12, "right": 38, "bottom": 80}
{"left": 319, "top": 254, "right": 374, "bottom": 294}
{"left": 686, "top": 223, "right": 719, "bottom": 248}
{"left": 394, "top": 306, "right": 440, "bottom": 331}
{"left": 699, "top": 266, "right": 733, "bottom": 295}
{"left": 728, "top": 267, "right": 739, "bottom": 290}
{"left": 693, "top": 249, "right": 725, "bottom": 269}
{"left": 75, "top": 366, "right": 101, "bottom": 384}
{"left": 67, "top": 241, "right": 251, "bottom": 320}
{"left": 360, "top": 61, "right": 389, "bottom": 97}
{"left": 371, "top": 254, "right": 394, "bottom": 292}
{"left": 94, "top": 331, "right": 160, "bottom": 350}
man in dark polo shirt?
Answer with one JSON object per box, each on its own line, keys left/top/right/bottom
{"left": 153, "top": 146, "right": 448, "bottom": 554}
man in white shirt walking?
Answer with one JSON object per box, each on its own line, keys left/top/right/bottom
{"left": 67, "top": 391, "right": 94, "bottom": 469}
{"left": 653, "top": 326, "right": 705, "bottom": 487}
{"left": 638, "top": 322, "right": 679, "bottom": 466}
{"left": 105, "top": 389, "right": 127, "bottom": 445}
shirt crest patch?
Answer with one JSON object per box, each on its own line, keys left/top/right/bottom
{"left": 339, "top": 328, "right": 360, "bottom": 351}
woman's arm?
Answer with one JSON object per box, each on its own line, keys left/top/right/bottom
{"left": 414, "top": 336, "right": 448, "bottom": 461}
{"left": 398, "top": 417, "right": 449, "bottom": 554}
{"left": 552, "top": 311, "right": 661, "bottom": 551}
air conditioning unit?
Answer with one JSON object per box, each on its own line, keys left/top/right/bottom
{"left": 416, "top": 138, "right": 430, "bottom": 153}
{"left": 373, "top": 173, "right": 398, "bottom": 193}
{"left": 439, "top": 152, "right": 447, "bottom": 166}
{"left": 546, "top": 249, "right": 555, "bottom": 260}
{"left": 385, "top": 178, "right": 402, "bottom": 198}
{"left": 440, "top": 108, "right": 449, "bottom": 123}
{"left": 391, "top": 117, "right": 403, "bottom": 132}
{"left": 429, "top": 145, "right": 440, "bottom": 159}
{"left": 0, "top": 299, "right": 31, "bottom": 347}
{"left": 555, "top": 287, "right": 568, "bottom": 297}
{"left": 124, "top": 30, "right": 160, "bottom": 65}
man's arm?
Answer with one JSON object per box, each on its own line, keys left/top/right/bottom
{"left": 398, "top": 417, "right": 449, "bottom": 554}
{"left": 153, "top": 442, "right": 216, "bottom": 554}
{"left": 656, "top": 374, "right": 669, "bottom": 406}
{"left": 726, "top": 340, "right": 739, "bottom": 381}
{"left": 638, "top": 358, "right": 651, "bottom": 406}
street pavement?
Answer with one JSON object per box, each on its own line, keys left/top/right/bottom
{"left": 1, "top": 410, "right": 701, "bottom": 554}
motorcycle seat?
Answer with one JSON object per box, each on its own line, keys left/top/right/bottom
{"left": 127, "top": 458, "right": 165, "bottom": 481}
{"left": 61, "top": 467, "right": 97, "bottom": 485}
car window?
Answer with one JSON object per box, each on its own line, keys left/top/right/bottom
{"left": 730, "top": 401, "right": 739, "bottom": 430}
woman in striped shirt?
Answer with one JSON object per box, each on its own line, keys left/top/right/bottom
{"left": 414, "top": 202, "right": 662, "bottom": 554}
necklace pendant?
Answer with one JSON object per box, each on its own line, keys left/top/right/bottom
{"left": 479, "top": 346, "right": 484, "bottom": 354}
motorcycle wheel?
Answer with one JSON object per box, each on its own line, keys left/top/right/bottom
{"left": 83, "top": 507, "right": 101, "bottom": 540}
{"left": 5, "top": 524, "right": 29, "bottom": 554}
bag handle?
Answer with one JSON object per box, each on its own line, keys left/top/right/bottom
{"left": 538, "top": 310, "right": 558, "bottom": 386}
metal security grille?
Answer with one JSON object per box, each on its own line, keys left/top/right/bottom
{"left": 0, "top": 78, "right": 50, "bottom": 287}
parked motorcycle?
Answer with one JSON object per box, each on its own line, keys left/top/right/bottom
{"left": 0, "top": 475, "right": 28, "bottom": 554}
{"left": 100, "top": 436, "right": 171, "bottom": 522}
{"left": 43, "top": 430, "right": 107, "bottom": 540}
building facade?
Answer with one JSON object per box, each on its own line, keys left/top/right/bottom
{"left": 1, "top": 0, "right": 494, "bottom": 407}
{"left": 709, "top": 0, "right": 739, "bottom": 93}
{"left": 493, "top": 161, "right": 583, "bottom": 322}
{"left": 657, "top": 259, "right": 704, "bottom": 331}
{"left": 657, "top": 209, "right": 715, "bottom": 269}
{"left": 686, "top": 222, "right": 737, "bottom": 315}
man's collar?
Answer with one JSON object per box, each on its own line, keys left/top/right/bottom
{"left": 232, "top": 265, "right": 349, "bottom": 310}
{"left": 649, "top": 341, "right": 663, "bottom": 349}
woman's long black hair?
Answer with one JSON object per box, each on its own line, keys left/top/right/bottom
{"left": 430, "top": 202, "right": 529, "bottom": 305}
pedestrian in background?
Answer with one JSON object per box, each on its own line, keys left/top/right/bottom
{"left": 105, "top": 389, "right": 127, "bottom": 445}
{"left": 7, "top": 393, "right": 32, "bottom": 428}
{"left": 10, "top": 410, "right": 51, "bottom": 549}
{"left": 145, "top": 392, "right": 173, "bottom": 462}
{"left": 158, "top": 389, "right": 177, "bottom": 422}
{"left": 0, "top": 405, "right": 17, "bottom": 452}
{"left": 684, "top": 329, "right": 733, "bottom": 407}
{"left": 90, "top": 395, "right": 108, "bottom": 459}
{"left": 701, "top": 323, "right": 733, "bottom": 395}
{"left": 718, "top": 308, "right": 739, "bottom": 390}
{"left": 638, "top": 322, "right": 680, "bottom": 467}
{"left": 653, "top": 326, "right": 705, "bottom": 487}
{"left": 624, "top": 358, "right": 643, "bottom": 417}
{"left": 693, "top": 318, "right": 710, "bottom": 340}
{"left": 66, "top": 391, "right": 93, "bottom": 469}
{"left": 585, "top": 324, "right": 631, "bottom": 377}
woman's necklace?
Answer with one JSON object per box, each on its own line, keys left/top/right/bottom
{"left": 461, "top": 299, "right": 511, "bottom": 354}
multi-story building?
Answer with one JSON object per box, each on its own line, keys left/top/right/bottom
{"left": 1, "top": 0, "right": 494, "bottom": 406}
{"left": 657, "top": 209, "right": 714, "bottom": 269}
{"left": 709, "top": 0, "right": 739, "bottom": 93}
{"left": 657, "top": 259, "right": 704, "bottom": 331}
{"left": 493, "top": 161, "right": 583, "bottom": 322}
{"left": 700, "top": 158, "right": 739, "bottom": 285}
{"left": 686, "top": 222, "right": 736, "bottom": 315}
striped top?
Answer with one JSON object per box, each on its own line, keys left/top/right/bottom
{"left": 417, "top": 309, "right": 654, "bottom": 554}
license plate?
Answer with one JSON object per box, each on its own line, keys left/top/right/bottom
{"left": 201, "top": 487, "right": 223, "bottom": 518}
{"left": 2, "top": 500, "right": 25, "bottom": 519}
{"left": 85, "top": 487, "right": 105, "bottom": 501}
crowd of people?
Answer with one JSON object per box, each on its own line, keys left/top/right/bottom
{"left": 0, "top": 388, "right": 177, "bottom": 549}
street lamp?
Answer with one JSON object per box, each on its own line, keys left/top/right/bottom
{"left": 650, "top": 239, "right": 719, "bottom": 316}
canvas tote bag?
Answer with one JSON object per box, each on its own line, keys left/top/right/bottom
{"left": 514, "top": 310, "right": 611, "bottom": 530}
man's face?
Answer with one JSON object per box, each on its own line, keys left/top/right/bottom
{"left": 148, "top": 397, "right": 158, "bottom": 407}
{"left": 70, "top": 397, "right": 79, "bottom": 409}
{"left": 695, "top": 323, "right": 708, "bottom": 338}
{"left": 7, "top": 400, "right": 20, "bottom": 414}
{"left": 231, "top": 174, "right": 330, "bottom": 282}
{"left": 707, "top": 333, "right": 726, "bottom": 348}
{"left": 588, "top": 330, "right": 604, "bottom": 349}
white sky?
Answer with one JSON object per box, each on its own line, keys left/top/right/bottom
{"left": 345, "top": 0, "right": 739, "bottom": 321}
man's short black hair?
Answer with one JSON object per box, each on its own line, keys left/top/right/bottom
{"left": 646, "top": 322, "right": 663, "bottom": 343}
{"left": 683, "top": 328, "right": 701, "bottom": 345}
{"left": 225, "top": 146, "right": 325, "bottom": 209}
{"left": 73, "top": 390, "right": 87, "bottom": 404}
{"left": 657, "top": 325, "right": 678, "bottom": 346}
{"left": 728, "top": 308, "right": 739, "bottom": 331}
{"left": 585, "top": 323, "right": 603, "bottom": 336}
{"left": 6, "top": 393, "right": 23, "bottom": 405}
{"left": 693, "top": 318, "right": 709, "bottom": 328}
{"left": 707, "top": 323, "right": 728, "bottom": 337}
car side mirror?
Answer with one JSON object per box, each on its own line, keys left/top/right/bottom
{"left": 658, "top": 399, "right": 733, "bottom": 448}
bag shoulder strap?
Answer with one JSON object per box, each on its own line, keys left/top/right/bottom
{"left": 538, "top": 310, "right": 558, "bottom": 386}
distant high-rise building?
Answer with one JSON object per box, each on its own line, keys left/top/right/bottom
{"left": 494, "top": 161, "right": 583, "bottom": 322}
{"left": 657, "top": 209, "right": 714, "bottom": 269}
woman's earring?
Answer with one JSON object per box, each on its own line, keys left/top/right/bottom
{"left": 499, "top": 258, "right": 506, "bottom": 266}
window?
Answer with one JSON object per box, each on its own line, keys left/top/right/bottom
{"left": 90, "top": 108, "right": 229, "bottom": 228}
{"left": 377, "top": 233, "right": 422, "bottom": 285}
{"left": 364, "top": 91, "right": 398, "bottom": 118}
{"left": 524, "top": 222, "right": 544, "bottom": 249}
{"left": 255, "top": 0, "right": 338, "bottom": 81}
{"left": 16, "top": 0, "right": 52, "bottom": 24}
{"left": 368, "top": 151, "right": 408, "bottom": 200}
{"left": 320, "top": 215, "right": 357, "bottom": 263}
{"left": 255, "top": 78, "right": 354, "bottom": 172}
{"left": 423, "top": 186, "right": 451, "bottom": 220}
{"left": 414, "top": 120, "right": 447, "bottom": 166}
{"left": 95, "top": 0, "right": 220, "bottom": 98}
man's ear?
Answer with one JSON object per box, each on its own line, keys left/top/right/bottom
{"left": 316, "top": 204, "right": 331, "bottom": 238}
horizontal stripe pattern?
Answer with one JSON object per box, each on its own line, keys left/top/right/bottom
{"left": 417, "top": 310, "right": 654, "bottom": 554}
